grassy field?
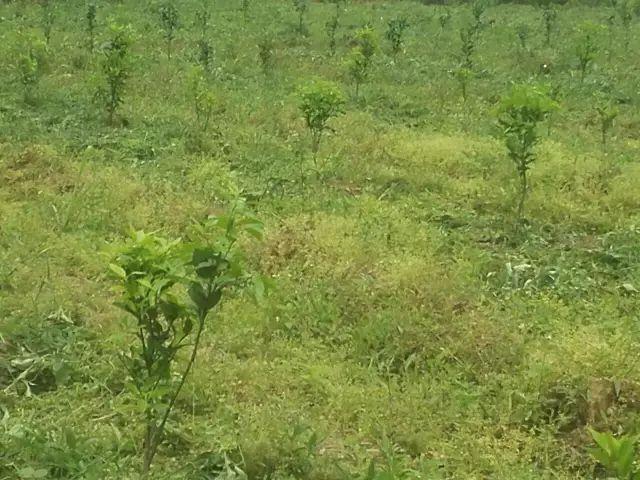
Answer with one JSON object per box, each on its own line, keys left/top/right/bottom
{"left": 2, "top": 0, "right": 640, "bottom": 478}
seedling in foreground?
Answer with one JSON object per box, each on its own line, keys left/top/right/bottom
{"left": 109, "top": 212, "right": 263, "bottom": 478}
{"left": 497, "top": 84, "right": 558, "bottom": 222}
{"left": 588, "top": 429, "right": 639, "bottom": 480}
{"left": 299, "top": 79, "right": 345, "bottom": 165}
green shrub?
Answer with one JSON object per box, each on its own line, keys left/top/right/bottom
{"left": 108, "top": 211, "right": 263, "bottom": 477}
{"left": 588, "top": 429, "right": 639, "bottom": 480}
{"left": 386, "top": 18, "right": 409, "bottom": 56}
{"left": 96, "top": 24, "right": 132, "bottom": 125}
{"left": 298, "top": 79, "right": 346, "bottom": 165}
{"left": 497, "top": 84, "right": 558, "bottom": 222}
{"left": 343, "top": 26, "right": 378, "bottom": 97}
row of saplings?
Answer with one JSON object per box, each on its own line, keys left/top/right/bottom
{"left": 9, "top": 2, "right": 640, "bottom": 477}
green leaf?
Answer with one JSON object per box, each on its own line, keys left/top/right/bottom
{"left": 18, "top": 468, "right": 49, "bottom": 479}
{"left": 109, "top": 263, "right": 127, "bottom": 280}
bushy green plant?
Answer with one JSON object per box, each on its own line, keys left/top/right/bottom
{"left": 159, "top": 2, "right": 179, "bottom": 59}
{"left": 589, "top": 429, "right": 640, "bottom": 480}
{"left": 354, "top": 25, "right": 378, "bottom": 62}
{"left": 109, "top": 211, "right": 263, "bottom": 477}
{"left": 293, "top": 0, "right": 309, "bottom": 35}
{"left": 96, "top": 24, "right": 132, "bottom": 125}
{"left": 386, "top": 18, "right": 409, "bottom": 56}
{"left": 542, "top": 4, "right": 557, "bottom": 46}
{"left": 299, "top": 79, "right": 345, "bottom": 165}
{"left": 344, "top": 26, "right": 378, "bottom": 97}
{"left": 497, "top": 84, "right": 558, "bottom": 222}
{"left": 86, "top": 3, "right": 97, "bottom": 52}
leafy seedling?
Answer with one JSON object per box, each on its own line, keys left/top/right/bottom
{"left": 96, "top": 24, "right": 132, "bottom": 125}
{"left": 109, "top": 211, "right": 263, "bottom": 477}
{"left": 497, "top": 84, "right": 558, "bottom": 223}
{"left": 588, "top": 429, "right": 640, "bottom": 480}
{"left": 298, "top": 79, "right": 345, "bottom": 167}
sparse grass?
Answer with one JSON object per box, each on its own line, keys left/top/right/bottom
{"left": 1, "top": 1, "right": 640, "bottom": 479}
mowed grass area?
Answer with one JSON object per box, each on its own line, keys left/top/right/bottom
{"left": 2, "top": 0, "right": 640, "bottom": 478}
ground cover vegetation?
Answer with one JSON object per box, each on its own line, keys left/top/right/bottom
{"left": 2, "top": 0, "right": 640, "bottom": 478}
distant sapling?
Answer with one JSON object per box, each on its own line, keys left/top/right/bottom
{"left": 343, "top": 26, "right": 378, "bottom": 98}
{"left": 386, "top": 18, "right": 409, "bottom": 56}
{"left": 497, "top": 84, "right": 558, "bottom": 222}
{"left": 86, "top": 3, "right": 97, "bottom": 52}
{"left": 258, "top": 36, "right": 275, "bottom": 74}
{"left": 595, "top": 97, "right": 618, "bottom": 148}
{"left": 16, "top": 36, "right": 46, "bottom": 104}
{"left": 188, "top": 66, "right": 222, "bottom": 131}
{"left": 96, "top": 24, "right": 132, "bottom": 125}
{"left": 159, "top": 3, "right": 179, "bottom": 59}
{"left": 575, "top": 23, "right": 601, "bottom": 83}
{"left": 325, "top": 3, "right": 340, "bottom": 56}
{"left": 299, "top": 79, "right": 346, "bottom": 166}
{"left": 293, "top": 0, "right": 309, "bottom": 35}
{"left": 438, "top": 9, "right": 451, "bottom": 33}
{"left": 41, "top": 0, "right": 55, "bottom": 45}
{"left": 460, "top": 24, "right": 477, "bottom": 70}
{"left": 541, "top": 4, "right": 557, "bottom": 46}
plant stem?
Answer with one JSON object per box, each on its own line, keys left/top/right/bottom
{"left": 141, "top": 312, "right": 207, "bottom": 476}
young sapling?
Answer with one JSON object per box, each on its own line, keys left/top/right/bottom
{"left": 298, "top": 79, "right": 346, "bottom": 166}
{"left": 159, "top": 3, "right": 179, "bottom": 59}
{"left": 109, "top": 212, "right": 263, "bottom": 477}
{"left": 497, "top": 84, "right": 558, "bottom": 223}
{"left": 386, "top": 18, "right": 409, "bottom": 56}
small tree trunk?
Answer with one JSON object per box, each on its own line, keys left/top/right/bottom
{"left": 517, "top": 169, "right": 528, "bottom": 223}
